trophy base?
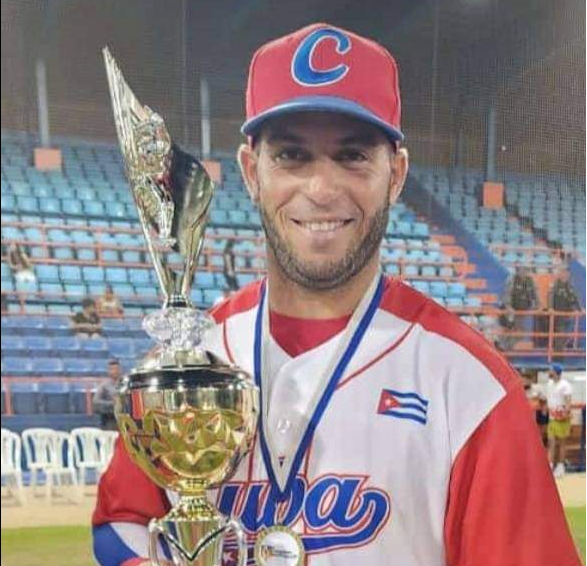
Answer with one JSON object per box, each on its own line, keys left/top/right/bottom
{"left": 149, "top": 495, "right": 226, "bottom": 566}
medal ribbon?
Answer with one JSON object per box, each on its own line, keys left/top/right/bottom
{"left": 253, "top": 272, "right": 384, "bottom": 501}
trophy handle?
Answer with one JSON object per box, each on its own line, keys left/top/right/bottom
{"left": 223, "top": 518, "right": 247, "bottom": 566}
{"left": 148, "top": 519, "right": 169, "bottom": 566}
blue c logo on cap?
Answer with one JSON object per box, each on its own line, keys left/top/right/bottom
{"left": 291, "top": 28, "right": 352, "bottom": 87}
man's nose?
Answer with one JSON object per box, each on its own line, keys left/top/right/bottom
{"left": 305, "top": 159, "right": 342, "bottom": 205}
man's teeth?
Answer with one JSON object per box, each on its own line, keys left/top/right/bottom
{"left": 299, "top": 220, "right": 346, "bottom": 232}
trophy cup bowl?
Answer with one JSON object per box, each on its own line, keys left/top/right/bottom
{"left": 103, "top": 47, "right": 259, "bottom": 566}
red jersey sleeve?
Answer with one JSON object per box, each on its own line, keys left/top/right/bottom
{"left": 93, "top": 437, "right": 170, "bottom": 526}
{"left": 444, "top": 385, "right": 580, "bottom": 566}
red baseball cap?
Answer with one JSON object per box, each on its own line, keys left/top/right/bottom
{"left": 242, "top": 23, "right": 404, "bottom": 142}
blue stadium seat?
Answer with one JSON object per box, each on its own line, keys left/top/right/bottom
{"left": 105, "top": 267, "right": 128, "bottom": 283}
{"left": 39, "top": 197, "right": 61, "bottom": 214}
{"left": 16, "top": 196, "right": 39, "bottom": 213}
{"left": 1, "top": 336, "right": 23, "bottom": 356}
{"left": 59, "top": 265, "right": 82, "bottom": 283}
{"left": 80, "top": 338, "right": 108, "bottom": 357}
{"left": 63, "top": 358, "right": 95, "bottom": 377}
{"left": 108, "top": 338, "right": 135, "bottom": 359}
{"left": 430, "top": 281, "right": 448, "bottom": 298}
{"left": 54, "top": 247, "right": 75, "bottom": 260}
{"left": 44, "top": 316, "right": 71, "bottom": 334}
{"left": 1, "top": 194, "right": 16, "bottom": 211}
{"left": 101, "top": 318, "right": 127, "bottom": 334}
{"left": 412, "top": 281, "right": 430, "bottom": 295}
{"left": 129, "top": 270, "right": 150, "bottom": 285}
{"left": 24, "top": 336, "right": 52, "bottom": 355}
{"left": 420, "top": 265, "right": 437, "bottom": 278}
{"left": 403, "top": 264, "right": 419, "bottom": 277}
{"left": 31, "top": 357, "right": 64, "bottom": 376}
{"left": 37, "top": 265, "right": 60, "bottom": 282}
{"left": 84, "top": 200, "right": 105, "bottom": 216}
{"left": 122, "top": 251, "right": 141, "bottom": 263}
{"left": 448, "top": 282, "right": 466, "bottom": 298}
{"left": 62, "top": 199, "right": 84, "bottom": 215}
{"left": 52, "top": 336, "right": 82, "bottom": 356}
{"left": 83, "top": 266, "right": 105, "bottom": 283}
{"left": 465, "top": 296, "right": 482, "bottom": 308}
{"left": 77, "top": 248, "right": 97, "bottom": 261}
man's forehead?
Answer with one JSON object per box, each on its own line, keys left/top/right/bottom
{"left": 260, "top": 113, "right": 388, "bottom": 146}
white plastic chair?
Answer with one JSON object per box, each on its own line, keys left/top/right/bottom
{"left": 70, "top": 427, "right": 104, "bottom": 485}
{"left": 1, "top": 428, "right": 25, "bottom": 504}
{"left": 97, "top": 430, "right": 119, "bottom": 474}
{"left": 22, "top": 427, "right": 79, "bottom": 502}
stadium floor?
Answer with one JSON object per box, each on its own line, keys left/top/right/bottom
{"left": 1, "top": 476, "right": 585, "bottom": 564}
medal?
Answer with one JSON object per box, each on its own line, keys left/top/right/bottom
{"left": 254, "top": 525, "right": 305, "bottom": 566}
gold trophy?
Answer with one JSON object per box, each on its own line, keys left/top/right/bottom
{"left": 103, "top": 47, "right": 259, "bottom": 566}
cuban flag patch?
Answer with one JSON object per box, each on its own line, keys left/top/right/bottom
{"left": 377, "top": 389, "right": 429, "bottom": 425}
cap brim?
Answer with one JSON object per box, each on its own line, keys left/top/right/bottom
{"left": 241, "top": 95, "right": 404, "bottom": 142}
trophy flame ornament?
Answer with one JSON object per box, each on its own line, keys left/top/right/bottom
{"left": 103, "top": 47, "right": 259, "bottom": 566}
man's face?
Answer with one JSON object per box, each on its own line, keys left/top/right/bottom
{"left": 239, "top": 113, "right": 408, "bottom": 290}
{"left": 549, "top": 370, "right": 561, "bottom": 381}
{"left": 108, "top": 363, "right": 121, "bottom": 380}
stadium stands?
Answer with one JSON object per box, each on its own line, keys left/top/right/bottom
{"left": 2, "top": 132, "right": 584, "bottom": 427}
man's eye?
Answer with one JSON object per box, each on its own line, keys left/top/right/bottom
{"left": 337, "top": 150, "right": 368, "bottom": 162}
{"left": 275, "top": 148, "right": 308, "bottom": 162}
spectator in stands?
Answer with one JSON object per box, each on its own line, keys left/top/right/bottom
{"left": 71, "top": 297, "right": 102, "bottom": 338}
{"left": 93, "top": 359, "right": 121, "bottom": 431}
{"left": 546, "top": 363, "right": 573, "bottom": 478}
{"left": 548, "top": 267, "right": 581, "bottom": 352}
{"left": 7, "top": 242, "right": 36, "bottom": 284}
{"left": 503, "top": 265, "right": 537, "bottom": 346}
{"left": 223, "top": 239, "right": 239, "bottom": 291}
{"left": 97, "top": 285, "right": 124, "bottom": 318}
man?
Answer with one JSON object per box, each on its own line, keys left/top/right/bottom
{"left": 93, "top": 359, "right": 122, "bottom": 431}
{"left": 98, "top": 285, "right": 125, "bottom": 318}
{"left": 546, "top": 363, "right": 573, "bottom": 478}
{"left": 71, "top": 297, "right": 102, "bottom": 338}
{"left": 93, "top": 24, "right": 580, "bottom": 566}
{"left": 223, "top": 239, "right": 239, "bottom": 291}
{"left": 503, "top": 265, "right": 538, "bottom": 347}
{"left": 8, "top": 242, "right": 36, "bottom": 284}
{"left": 548, "top": 268, "right": 581, "bottom": 352}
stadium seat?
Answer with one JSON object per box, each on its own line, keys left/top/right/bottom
{"left": 2, "top": 357, "right": 33, "bottom": 376}
{"left": 31, "top": 358, "right": 64, "bottom": 376}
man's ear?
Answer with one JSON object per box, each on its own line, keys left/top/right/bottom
{"left": 237, "top": 143, "right": 260, "bottom": 204}
{"left": 389, "top": 147, "right": 409, "bottom": 206}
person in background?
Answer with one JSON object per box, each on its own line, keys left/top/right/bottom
{"left": 71, "top": 297, "right": 103, "bottom": 338}
{"left": 546, "top": 363, "right": 573, "bottom": 478}
{"left": 93, "top": 359, "right": 122, "bottom": 431}
{"left": 98, "top": 285, "right": 124, "bottom": 318}
{"left": 222, "top": 239, "right": 239, "bottom": 291}
{"left": 548, "top": 267, "right": 581, "bottom": 352}
{"left": 503, "top": 265, "right": 538, "bottom": 347}
{"left": 8, "top": 242, "right": 36, "bottom": 284}
{"left": 1, "top": 292, "right": 8, "bottom": 314}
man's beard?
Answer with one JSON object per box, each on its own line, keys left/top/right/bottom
{"left": 259, "top": 194, "right": 390, "bottom": 291}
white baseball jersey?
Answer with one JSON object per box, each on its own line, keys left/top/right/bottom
{"left": 93, "top": 276, "right": 580, "bottom": 566}
{"left": 546, "top": 378, "right": 573, "bottom": 420}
